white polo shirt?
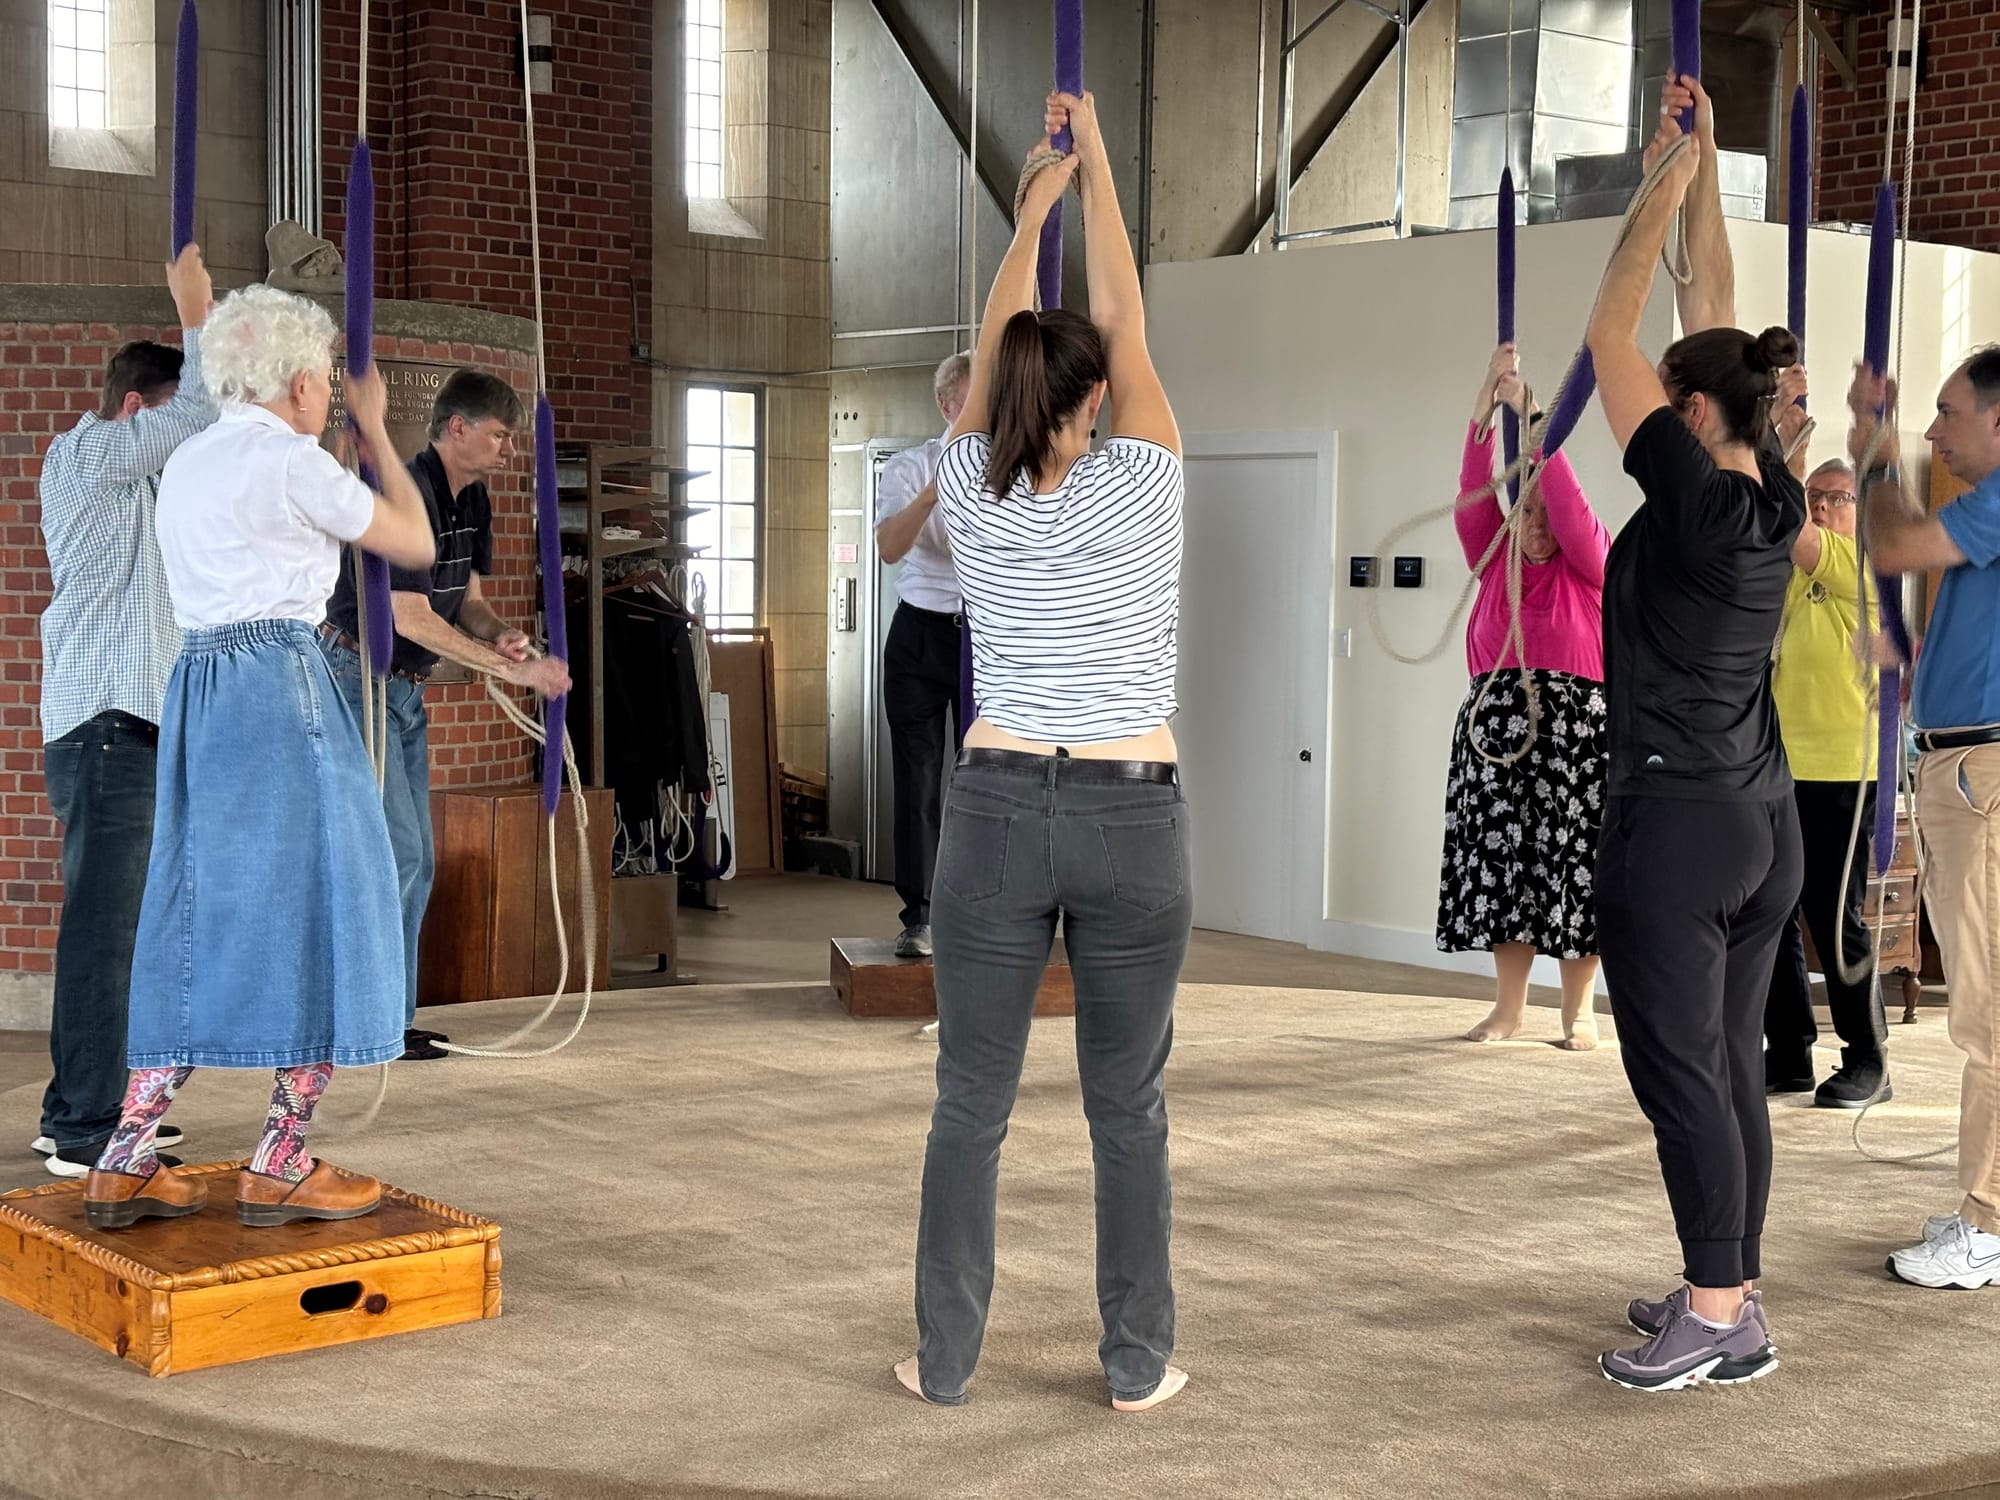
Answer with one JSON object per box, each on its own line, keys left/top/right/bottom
{"left": 156, "top": 403, "right": 377, "bottom": 628}
{"left": 875, "top": 434, "right": 962, "bottom": 614}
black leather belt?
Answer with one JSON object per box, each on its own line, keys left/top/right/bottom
{"left": 901, "top": 601, "right": 964, "bottom": 627}
{"left": 956, "top": 747, "right": 1178, "bottom": 785}
{"left": 317, "top": 623, "right": 430, "bottom": 684}
{"left": 1913, "top": 725, "right": 2000, "bottom": 753}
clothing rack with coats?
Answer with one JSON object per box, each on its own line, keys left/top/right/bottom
{"left": 555, "top": 442, "right": 718, "bottom": 978}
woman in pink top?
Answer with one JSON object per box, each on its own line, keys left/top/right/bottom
{"left": 1437, "top": 343, "right": 1611, "bottom": 1048}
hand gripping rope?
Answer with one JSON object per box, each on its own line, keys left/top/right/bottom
{"left": 971, "top": 0, "right": 1087, "bottom": 731}
{"left": 436, "top": 0, "right": 598, "bottom": 1064}
{"left": 1364, "top": 130, "right": 1697, "bottom": 767}
{"left": 1834, "top": 0, "right": 1952, "bottom": 1165}
{"left": 325, "top": 1, "right": 600, "bottom": 1136}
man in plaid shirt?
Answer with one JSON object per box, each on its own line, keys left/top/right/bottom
{"left": 31, "top": 246, "right": 215, "bottom": 1178}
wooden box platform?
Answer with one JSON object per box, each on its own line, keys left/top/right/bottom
{"left": 0, "top": 1162, "right": 500, "bottom": 1377}
{"left": 831, "top": 937, "right": 1075, "bottom": 1018}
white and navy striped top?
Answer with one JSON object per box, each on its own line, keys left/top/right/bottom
{"left": 936, "top": 431, "right": 1183, "bottom": 744}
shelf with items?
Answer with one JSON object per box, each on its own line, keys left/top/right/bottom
{"left": 553, "top": 442, "right": 705, "bottom": 789}
{"left": 550, "top": 440, "right": 711, "bottom": 986}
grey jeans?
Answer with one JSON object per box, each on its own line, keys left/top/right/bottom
{"left": 915, "top": 751, "right": 1194, "bottom": 1404}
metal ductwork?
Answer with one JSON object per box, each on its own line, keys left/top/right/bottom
{"left": 1450, "top": 0, "right": 1636, "bottom": 230}
{"left": 1451, "top": 0, "right": 1797, "bottom": 231}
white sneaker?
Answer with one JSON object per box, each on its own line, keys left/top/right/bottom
{"left": 31, "top": 1125, "right": 183, "bottom": 1172}
{"left": 1889, "top": 1216, "right": 2000, "bottom": 1289}
{"left": 1924, "top": 1212, "right": 1962, "bottom": 1243}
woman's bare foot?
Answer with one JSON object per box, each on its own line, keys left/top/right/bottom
{"left": 1559, "top": 1017, "right": 1600, "bottom": 1051}
{"left": 1112, "top": 1365, "right": 1189, "bottom": 1412}
{"left": 1465, "top": 1005, "right": 1525, "bottom": 1042}
{"left": 895, "top": 1356, "right": 951, "bottom": 1404}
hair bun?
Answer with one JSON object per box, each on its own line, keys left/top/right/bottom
{"left": 1753, "top": 326, "right": 1800, "bottom": 374}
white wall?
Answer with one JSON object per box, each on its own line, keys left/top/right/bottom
{"left": 1148, "top": 216, "right": 2000, "bottom": 975}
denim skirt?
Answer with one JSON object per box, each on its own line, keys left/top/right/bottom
{"left": 128, "top": 620, "right": 405, "bottom": 1069}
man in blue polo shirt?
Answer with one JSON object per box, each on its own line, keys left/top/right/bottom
{"left": 320, "top": 370, "right": 570, "bottom": 1060}
{"left": 1853, "top": 347, "right": 2000, "bottom": 1290}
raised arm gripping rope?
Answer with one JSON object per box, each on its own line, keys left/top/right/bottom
{"left": 1365, "top": 124, "right": 1696, "bottom": 766}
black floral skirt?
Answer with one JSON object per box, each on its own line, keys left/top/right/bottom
{"left": 1435, "top": 669, "right": 1608, "bottom": 960}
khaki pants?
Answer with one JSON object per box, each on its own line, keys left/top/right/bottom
{"left": 1914, "top": 743, "right": 2000, "bottom": 1233}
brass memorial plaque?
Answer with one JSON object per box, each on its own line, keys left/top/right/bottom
{"left": 322, "top": 358, "right": 458, "bottom": 463}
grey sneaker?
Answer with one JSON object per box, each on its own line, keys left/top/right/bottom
{"left": 1627, "top": 1285, "right": 1773, "bottom": 1350}
{"left": 1600, "top": 1297, "right": 1776, "bottom": 1391}
{"left": 894, "top": 924, "right": 933, "bottom": 959}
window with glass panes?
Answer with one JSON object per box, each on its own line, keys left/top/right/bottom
{"left": 48, "top": 0, "right": 109, "bottom": 129}
{"left": 685, "top": 386, "right": 760, "bottom": 630}
{"left": 684, "top": 0, "right": 723, "bottom": 199}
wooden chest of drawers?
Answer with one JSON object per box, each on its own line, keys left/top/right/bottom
{"left": 1801, "top": 810, "right": 1927, "bottom": 1020}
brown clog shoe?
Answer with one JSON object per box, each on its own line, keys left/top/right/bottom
{"left": 84, "top": 1165, "right": 208, "bottom": 1230}
{"left": 236, "top": 1161, "right": 382, "bottom": 1227}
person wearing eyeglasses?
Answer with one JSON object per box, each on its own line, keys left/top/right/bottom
{"left": 1764, "top": 451, "right": 1890, "bottom": 1108}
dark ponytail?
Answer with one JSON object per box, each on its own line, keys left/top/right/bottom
{"left": 985, "top": 308, "right": 1108, "bottom": 497}
{"left": 1660, "top": 324, "right": 1801, "bottom": 446}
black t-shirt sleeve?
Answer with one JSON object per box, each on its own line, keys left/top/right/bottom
{"left": 388, "top": 454, "right": 440, "bottom": 594}
{"left": 1621, "top": 405, "right": 1717, "bottom": 524}
{"left": 1755, "top": 431, "right": 1809, "bottom": 534}
{"left": 471, "top": 488, "right": 495, "bottom": 576}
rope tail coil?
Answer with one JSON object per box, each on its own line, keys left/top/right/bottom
{"left": 434, "top": 0, "right": 597, "bottom": 1064}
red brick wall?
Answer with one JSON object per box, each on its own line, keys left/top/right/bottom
{"left": 1817, "top": 3, "right": 2000, "bottom": 251}
{"left": 0, "top": 320, "right": 539, "bottom": 978}
{"left": 321, "top": 1, "right": 654, "bottom": 445}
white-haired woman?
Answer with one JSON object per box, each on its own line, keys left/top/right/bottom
{"left": 82, "top": 283, "right": 436, "bottom": 1232}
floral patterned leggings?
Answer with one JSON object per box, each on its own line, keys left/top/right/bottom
{"left": 95, "top": 1062, "right": 335, "bottom": 1184}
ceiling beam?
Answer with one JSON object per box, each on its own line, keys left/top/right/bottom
{"left": 866, "top": 0, "right": 1015, "bottom": 226}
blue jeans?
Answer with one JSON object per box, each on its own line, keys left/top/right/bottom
{"left": 915, "top": 752, "right": 1193, "bottom": 1404}
{"left": 318, "top": 639, "right": 434, "bottom": 1030}
{"left": 129, "top": 624, "right": 404, "bottom": 1068}
{"left": 41, "top": 712, "right": 157, "bottom": 1152}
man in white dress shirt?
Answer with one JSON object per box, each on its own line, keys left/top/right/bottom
{"left": 874, "top": 352, "right": 971, "bottom": 958}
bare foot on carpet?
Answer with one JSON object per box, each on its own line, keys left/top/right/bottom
{"left": 1465, "top": 1005, "right": 1524, "bottom": 1043}
{"left": 1559, "top": 1018, "right": 1600, "bottom": 1051}
{"left": 1113, "top": 1365, "right": 1189, "bottom": 1413}
{"left": 895, "top": 1356, "right": 939, "bottom": 1404}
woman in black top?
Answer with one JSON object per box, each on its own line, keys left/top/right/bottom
{"left": 1583, "top": 81, "right": 1807, "bottom": 1392}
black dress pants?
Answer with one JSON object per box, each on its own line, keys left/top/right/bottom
{"left": 884, "top": 601, "right": 963, "bottom": 929}
{"left": 1764, "top": 779, "right": 1889, "bottom": 1076}
{"left": 1597, "top": 792, "right": 1803, "bottom": 1288}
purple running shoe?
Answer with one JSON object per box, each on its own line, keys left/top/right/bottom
{"left": 1627, "top": 1285, "right": 1773, "bottom": 1350}
{"left": 1600, "top": 1297, "right": 1775, "bottom": 1392}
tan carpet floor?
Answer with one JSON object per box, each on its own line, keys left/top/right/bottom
{"left": 0, "top": 975, "right": 1993, "bottom": 1499}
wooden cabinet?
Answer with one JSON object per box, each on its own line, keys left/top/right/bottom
{"left": 418, "top": 784, "right": 614, "bottom": 1006}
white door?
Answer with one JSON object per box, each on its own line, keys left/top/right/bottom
{"left": 1176, "top": 437, "right": 1335, "bottom": 944}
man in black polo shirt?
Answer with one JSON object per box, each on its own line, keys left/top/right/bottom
{"left": 320, "top": 370, "right": 571, "bottom": 1060}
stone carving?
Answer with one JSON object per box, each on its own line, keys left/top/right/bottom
{"left": 265, "top": 221, "right": 345, "bottom": 292}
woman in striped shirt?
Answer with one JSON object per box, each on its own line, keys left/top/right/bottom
{"left": 897, "top": 92, "right": 1190, "bottom": 1414}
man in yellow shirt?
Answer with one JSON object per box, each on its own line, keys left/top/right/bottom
{"left": 1766, "top": 458, "right": 1890, "bottom": 1106}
